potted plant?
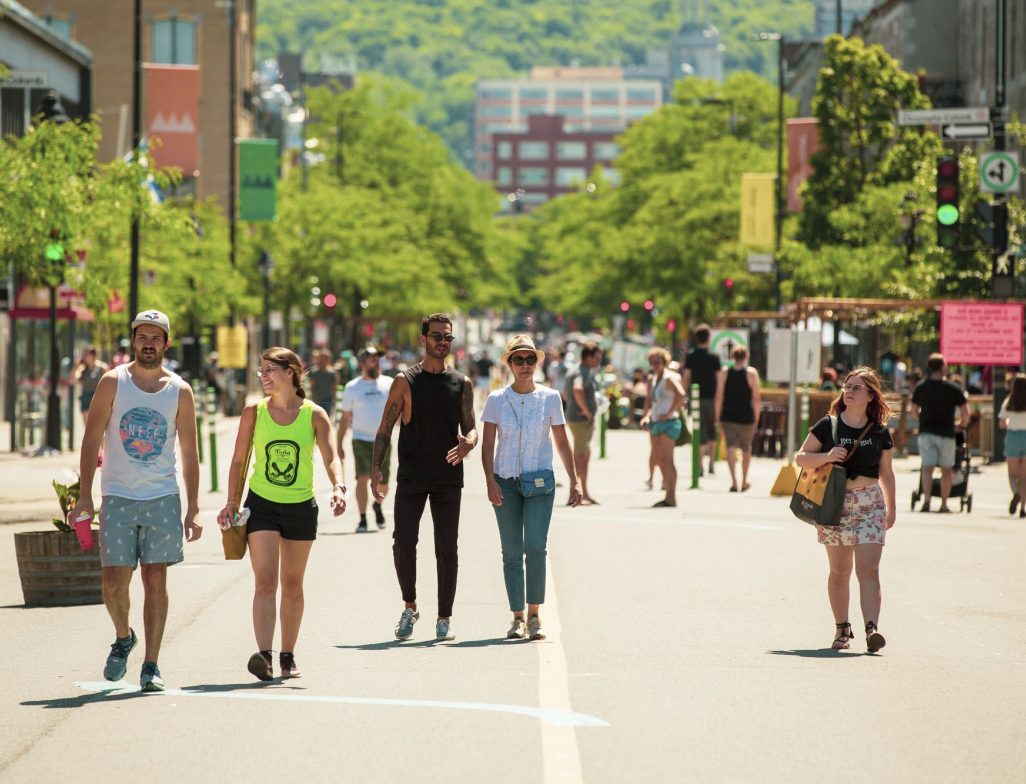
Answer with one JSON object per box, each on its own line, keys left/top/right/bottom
{"left": 13, "top": 479, "right": 103, "bottom": 607}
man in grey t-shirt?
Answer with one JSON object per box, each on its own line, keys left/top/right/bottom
{"left": 563, "top": 342, "right": 601, "bottom": 504}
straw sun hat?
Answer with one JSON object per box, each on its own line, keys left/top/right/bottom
{"left": 499, "top": 334, "right": 546, "bottom": 365}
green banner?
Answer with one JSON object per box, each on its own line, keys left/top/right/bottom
{"left": 239, "top": 139, "right": 278, "bottom": 221}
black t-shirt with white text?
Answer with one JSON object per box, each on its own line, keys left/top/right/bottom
{"left": 912, "top": 379, "right": 967, "bottom": 438}
{"left": 810, "top": 415, "right": 893, "bottom": 480}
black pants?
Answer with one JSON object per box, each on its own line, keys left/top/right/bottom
{"left": 393, "top": 480, "right": 462, "bottom": 618}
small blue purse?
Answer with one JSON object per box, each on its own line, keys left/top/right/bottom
{"left": 519, "top": 468, "right": 555, "bottom": 497}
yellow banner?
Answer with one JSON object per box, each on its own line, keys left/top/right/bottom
{"left": 216, "top": 326, "right": 248, "bottom": 369}
{"left": 740, "top": 173, "right": 776, "bottom": 248}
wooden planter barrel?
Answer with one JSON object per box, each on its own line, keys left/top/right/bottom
{"left": 14, "top": 530, "right": 103, "bottom": 607}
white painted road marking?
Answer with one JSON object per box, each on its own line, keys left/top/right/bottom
{"left": 74, "top": 681, "right": 608, "bottom": 728}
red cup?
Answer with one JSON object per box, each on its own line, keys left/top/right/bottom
{"left": 70, "top": 512, "right": 94, "bottom": 551}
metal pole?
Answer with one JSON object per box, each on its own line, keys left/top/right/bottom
{"left": 774, "top": 35, "right": 785, "bottom": 312}
{"left": 800, "top": 384, "right": 810, "bottom": 444}
{"left": 835, "top": 0, "right": 842, "bottom": 35}
{"left": 128, "top": 0, "right": 142, "bottom": 332}
{"left": 300, "top": 67, "right": 308, "bottom": 192}
{"left": 786, "top": 327, "right": 798, "bottom": 465}
{"left": 207, "top": 386, "right": 219, "bottom": 492}
{"left": 193, "top": 379, "right": 204, "bottom": 463}
{"left": 991, "top": 0, "right": 1009, "bottom": 464}
{"left": 228, "top": 0, "right": 237, "bottom": 271}
{"left": 44, "top": 284, "right": 61, "bottom": 451}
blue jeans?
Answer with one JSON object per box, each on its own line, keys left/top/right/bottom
{"left": 491, "top": 474, "right": 554, "bottom": 611}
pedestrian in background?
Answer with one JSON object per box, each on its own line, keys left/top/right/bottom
{"left": 372, "top": 313, "right": 477, "bottom": 643}
{"left": 912, "top": 353, "right": 970, "bottom": 513}
{"left": 70, "top": 310, "right": 202, "bottom": 692}
{"left": 795, "top": 368, "right": 895, "bottom": 653}
{"left": 218, "top": 347, "right": 346, "bottom": 682}
{"left": 640, "top": 347, "right": 685, "bottom": 508}
{"left": 999, "top": 373, "right": 1026, "bottom": 518}
{"left": 308, "top": 349, "right": 339, "bottom": 420}
{"left": 339, "top": 347, "right": 393, "bottom": 532}
{"left": 681, "top": 324, "right": 721, "bottom": 477}
{"left": 563, "top": 342, "right": 601, "bottom": 504}
{"left": 715, "top": 346, "right": 761, "bottom": 493}
{"left": 75, "top": 345, "right": 108, "bottom": 428}
{"left": 473, "top": 349, "right": 495, "bottom": 409}
{"left": 481, "top": 335, "right": 582, "bottom": 640}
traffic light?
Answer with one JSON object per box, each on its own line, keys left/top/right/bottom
{"left": 935, "top": 156, "right": 960, "bottom": 249}
{"left": 323, "top": 292, "right": 337, "bottom": 309}
{"left": 619, "top": 300, "right": 630, "bottom": 313}
{"left": 723, "top": 278, "right": 734, "bottom": 299}
{"left": 643, "top": 299, "right": 655, "bottom": 312}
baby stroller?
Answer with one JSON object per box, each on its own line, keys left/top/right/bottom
{"left": 910, "top": 430, "right": 972, "bottom": 513}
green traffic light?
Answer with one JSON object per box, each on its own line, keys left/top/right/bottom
{"left": 44, "top": 242, "right": 65, "bottom": 261}
{"left": 937, "top": 204, "right": 959, "bottom": 226}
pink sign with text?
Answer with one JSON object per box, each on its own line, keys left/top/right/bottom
{"left": 940, "top": 302, "right": 1024, "bottom": 365}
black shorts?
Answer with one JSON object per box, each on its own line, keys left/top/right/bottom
{"left": 244, "top": 490, "right": 318, "bottom": 541}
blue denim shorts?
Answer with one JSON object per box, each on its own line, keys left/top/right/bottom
{"left": 650, "top": 417, "right": 683, "bottom": 440}
{"left": 1005, "top": 430, "right": 1026, "bottom": 459}
{"left": 99, "top": 494, "right": 183, "bottom": 567}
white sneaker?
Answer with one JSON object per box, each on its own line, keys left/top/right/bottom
{"left": 527, "top": 616, "right": 546, "bottom": 641}
{"left": 435, "top": 618, "right": 455, "bottom": 641}
{"left": 506, "top": 618, "right": 526, "bottom": 639}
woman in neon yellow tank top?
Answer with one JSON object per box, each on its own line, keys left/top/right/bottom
{"left": 217, "top": 347, "right": 346, "bottom": 681}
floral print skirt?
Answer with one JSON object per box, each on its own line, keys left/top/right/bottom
{"left": 816, "top": 484, "right": 886, "bottom": 546}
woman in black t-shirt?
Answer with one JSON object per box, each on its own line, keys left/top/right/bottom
{"left": 796, "top": 367, "right": 896, "bottom": 654}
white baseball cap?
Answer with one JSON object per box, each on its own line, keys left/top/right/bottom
{"left": 131, "top": 310, "right": 171, "bottom": 340}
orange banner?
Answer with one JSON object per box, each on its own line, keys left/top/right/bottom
{"left": 144, "top": 64, "right": 200, "bottom": 176}
{"left": 786, "top": 118, "right": 820, "bottom": 213}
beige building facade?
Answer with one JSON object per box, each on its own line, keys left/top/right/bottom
{"left": 21, "top": 0, "right": 256, "bottom": 210}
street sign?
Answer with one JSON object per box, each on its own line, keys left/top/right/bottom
{"left": 1, "top": 70, "right": 48, "bottom": 88}
{"left": 709, "top": 329, "right": 749, "bottom": 368}
{"left": 766, "top": 328, "right": 820, "bottom": 384}
{"left": 746, "top": 253, "right": 774, "bottom": 274}
{"left": 940, "top": 302, "right": 1023, "bottom": 365}
{"left": 942, "top": 123, "right": 991, "bottom": 140}
{"left": 897, "top": 107, "right": 989, "bottom": 126}
{"left": 979, "top": 151, "right": 1020, "bottom": 194}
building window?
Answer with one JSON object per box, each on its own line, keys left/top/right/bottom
{"left": 479, "top": 87, "right": 512, "bottom": 99}
{"left": 557, "top": 142, "right": 586, "bottom": 160}
{"left": 496, "top": 167, "right": 512, "bottom": 186}
{"left": 479, "top": 142, "right": 492, "bottom": 154}
{"left": 555, "top": 167, "right": 587, "bottom": 187}
{"left": 518, "top": 167, "right": 549, "bottom": 186}
{"left": 591, "top": 88, "right": 620, "bottom": 101}
{"left": 603, "top": 167, "right": 622, "bottom": 186}
{"left": 522, "top": 105, "right": 550, "bottom": 116}
{"left": 627, "top": 88, "right": 656, "bottom": 102}
{"left": 520, "top": 88, "right": 548, "bottom": 100}
{"left": 556, "top": 88, "right": 583, "bottom": 100}
{"left": 479, "top": 105, "right": 510, "bottom": 117}
{"left": 152, "top": 17, "right": 198, "bottom": 65}
{"left": 518, "top": 141, "right": 549, "bottom": 160}
{"left": 590, "top": 105, "right": 622, "bottom": 118}
{"left": 593, "top": 142, "right": 620, "bottom": 160}
{"left": 626, "top": 105, "right": 653, "bottom": 117}
{"left": 485, "top": 123, "right": 513, "bottom": 134}
{"left": 497, "top": 141, "right": 512, "bottom": 159}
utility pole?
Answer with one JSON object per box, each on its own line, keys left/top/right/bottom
{"left": 228, "top": 0, "right": 237, "bottom": 271}
{"left": 128, "top": 0, "right": 142, "bottom": 334}
{"left": 990, "top": 0, "right": 1009, "bottom": 463}
{"left": 836, "top": 0, "right": 843, "bottom": 35}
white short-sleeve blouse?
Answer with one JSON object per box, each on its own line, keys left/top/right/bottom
{"left": 482, "top": 385, "right": 566, "bottom": 479}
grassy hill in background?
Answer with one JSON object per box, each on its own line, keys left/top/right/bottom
{"left": 256, "top": 0, "right": 815, "bottom": 162}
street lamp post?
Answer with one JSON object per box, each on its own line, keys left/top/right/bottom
{"left": 259, "top": 251, "right": 274, "bottom": 349}
{"left": 757, "top": 32, "right": 785, "bottom": 312}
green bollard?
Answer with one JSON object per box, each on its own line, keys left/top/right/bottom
{"left": 800, "top": 386, "right": 811, "bottom": 445}
{"left": 207, "top": 386, "right": 218, "bottom": 493}
{"left": 193, "top": 379, "right": 204, "bottom": 464}
{"left": 690, "top": 383, "right": 701, "bottom": 489}
{"left": 599, "top": 411, "right": 607, "bottom": 459}
{"left": 334, "top": 384, "right": 345, "bottom": 427}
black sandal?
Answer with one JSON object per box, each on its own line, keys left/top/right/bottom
{"left": 866, "top": 622, "right": 886, "bottom": 653}
{"left": 832, "top": 622, "right": 853, "bottom": 650}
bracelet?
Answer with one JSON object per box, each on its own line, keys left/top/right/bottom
{"left": 334, "top": 483, "right": 347, "bottom": 492}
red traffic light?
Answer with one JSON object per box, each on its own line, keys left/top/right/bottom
{"left": 323, "top": 293, "right": 337, "bottom": 308}
{"left": 937, "top": 158, "right": 958, "bottom": 178}
{"left": 724, "top": 278, "right": 734, "bottom": 290}
{"left": 643, "top": 299, "right": 655, "bottom": 311}
{"left": 619, "top": 301, "right": 630, "bottom": 312}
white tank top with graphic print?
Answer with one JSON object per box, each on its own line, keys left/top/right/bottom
{"left": 101, "top": 364, "right": 183, "bottom": 500}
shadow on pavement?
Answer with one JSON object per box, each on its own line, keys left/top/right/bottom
{"left": 21, "top": 691, "right": 145, "bottom": 710}
{"left": 335, "top": 637, "right": 521, "bottom": 651}
{"left": 180, "top": 682, "right": 300, "bottom": 692}
{"left": 766, "top": 649, "right": 870, "bottom": 658}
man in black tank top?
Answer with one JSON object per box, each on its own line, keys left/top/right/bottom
{"left": 372, "top": 313, "right": 477, "bottom": 642}
{"left": 715, "top": 346, "right": 761, "bottom": 492}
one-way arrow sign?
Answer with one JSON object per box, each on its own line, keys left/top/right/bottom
{"left": 943, "top": 122, "right": 992, "bottom": 140}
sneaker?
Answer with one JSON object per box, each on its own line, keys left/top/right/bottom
{"left": 527, "top": 616, "right": 546, "bottom": 641}
{"left": 103, "top": 628, "right": 138, "bottom": 681}
{"left": 355, "top": 521, "right": 368, "bottom": 533}
{"left": 139, "top": 661, "right": 165, "bottom": 692}
{"left": 506, "top": 618, "right": 526, "bottom": 639}
{"left": 395, "top": 608, "right": 420, "bottom": 640}
{"left": 373, "top": 502, "right": 386, "bottom": 529}
{"left": 247, "top": 650, "right": 273, "bottom": 681}
{"left": 279, "top": 651, "right": 301, "bottom": 679}
{"left": 435, "top": 618, "right": 455, "bottom": 641}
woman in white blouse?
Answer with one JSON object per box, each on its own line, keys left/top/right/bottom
{"left": 481, "top": 335, "right": 583, "bottom": 640}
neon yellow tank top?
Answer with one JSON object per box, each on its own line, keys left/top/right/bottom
{"left": 249, "top": 398, "right": 316, "bottom": 503}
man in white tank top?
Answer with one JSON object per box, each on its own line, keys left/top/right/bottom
{"left": 70, "top": 310, "right": 202, "bottom": 692}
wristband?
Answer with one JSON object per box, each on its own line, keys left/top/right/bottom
{"left": 334, "top": 483, "right": 347, "bottom": 492}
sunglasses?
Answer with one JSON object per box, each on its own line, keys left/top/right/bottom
{"left": 842, "top": 383, "right": 867, "bottom": 393}
{"left": 510, "top": 354, "right": 538, "bottom": 366}
{"left": 426, "top": 332, "right": 455, "bottom": 343}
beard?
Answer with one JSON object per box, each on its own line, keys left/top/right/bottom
{"left": 365, "top": 367, "right": 379, "bottom": 379}
{"left": 137, "top": 351, "right": 163, "bottom": 369}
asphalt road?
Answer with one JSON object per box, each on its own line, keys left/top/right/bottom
{"left": 2, "top": 422, "right": 1025, "bottom": 783}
